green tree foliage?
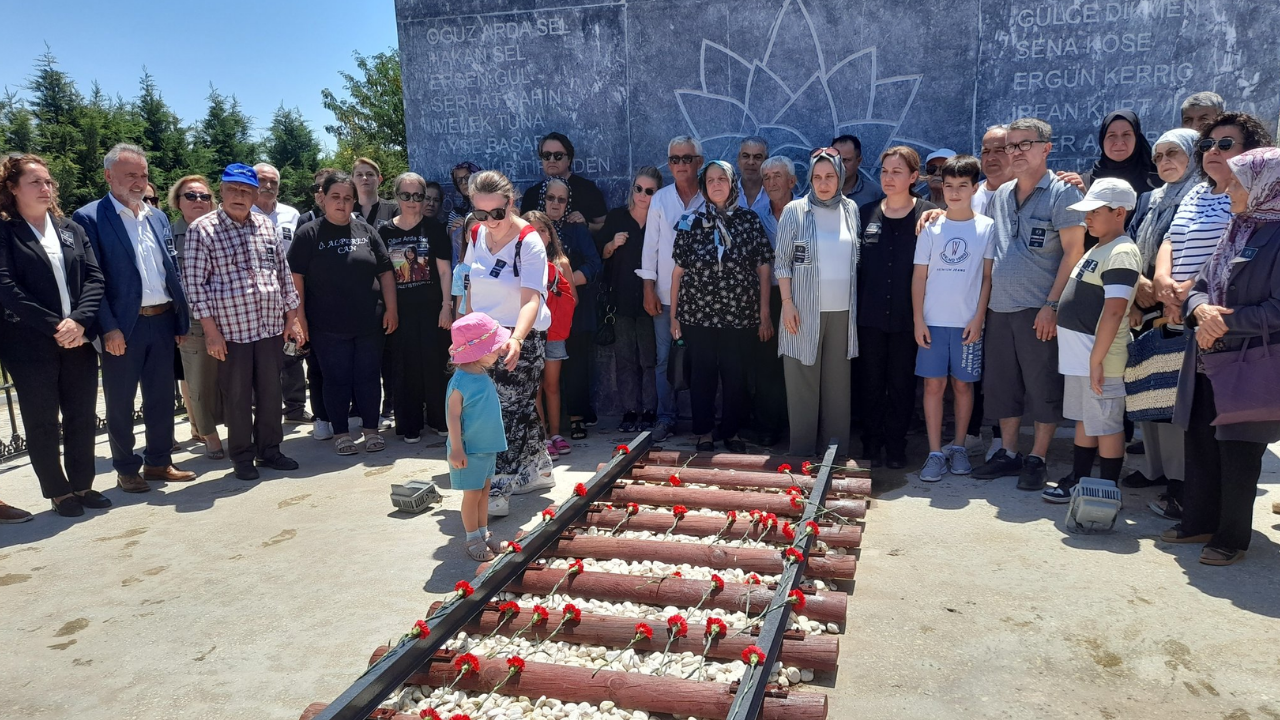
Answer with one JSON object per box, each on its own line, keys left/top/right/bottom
{"left": 192, "top": 86, "right": 259, "bottom": 180}
{"left": 264, "top": 105, "right": 322, "bottom": 208}
{"left": 321, "top": 48, "right": 407, "bottom": 180}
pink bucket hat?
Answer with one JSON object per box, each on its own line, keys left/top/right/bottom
{"left": 449, "top": 312, "right": 511, "bottom": 364}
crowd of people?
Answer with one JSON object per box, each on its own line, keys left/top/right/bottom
{"left": 1, "top": 90, "right": 1278, "bottom": 566}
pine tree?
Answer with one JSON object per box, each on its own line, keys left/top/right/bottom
{"left": 264, "top": 105, "right": 322, "bottom": 208}
{"left": 193, "top": 86, "right": 259, "bottom": 179}
{"left": 26, "top": 50, "right": 87, "bottom": 207}
{"left": 135, "top": 70, "right": 192, "bottom": 194}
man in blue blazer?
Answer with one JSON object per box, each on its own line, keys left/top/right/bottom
{"left": 73, "top": 143, "right": 196, "bottom": 493}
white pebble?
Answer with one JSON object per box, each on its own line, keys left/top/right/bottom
{"left": 826, "top": 622, "right": 840, "bottom": 633}
{"left": 800, "top": 668, "right": 815, "bottom": 682}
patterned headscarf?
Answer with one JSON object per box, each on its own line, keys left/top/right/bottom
{"left": 807, "top": 148, "right": 845, "bottom": 209}
{"left": 698, "top": 160, "right": 741, "bottom": 271}
{"left": 536, "top": 177, "right": 574, "bottom": 237}
{"left": 1134, "top": 129, "right": 1200, "bottom": 268}
{"left": 1205, "top": 147, "right": 1280, "bottom": 305}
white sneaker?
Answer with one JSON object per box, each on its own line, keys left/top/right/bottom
{"left": 488, "top": 494, "right": 510, "bottom": 517}
{"left": 964, "top": 434, "right": 985, "bottom": 457}
{"left": 312, "top": 420, "right": 334, "bottom": 440}
{"left": 985, "top": 437, "right": 1004, "bottom": 462}
{"left": 513, "top": 452, "right": 556, "bottom": 494}
{"left": 379, "top": 415, "right": 393, "bottom": 431}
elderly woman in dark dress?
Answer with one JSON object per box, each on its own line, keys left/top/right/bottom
{"left": 670, "top": 160, "right": 774, "bottom": 452}
{"left": 1161, "top": 147, "right": 1280, "bottom": 566}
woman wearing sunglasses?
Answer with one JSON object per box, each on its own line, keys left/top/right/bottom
{"left": 1147, "top": 112, "right": 1273, "bottom": 521}
{"left": 518, "top": 132, "right": 609, "bottom": 232}
{"left": 170, "top": 175, "right": 224, "bottom": 459}
{"left": 597, "top": 166, "right": 664, "bottom": 434}
{"left": 460, "top": 170, "right": 555, "bottom": 517}
{"left": 381, "top": 172, "right": 454, "bottom": 443}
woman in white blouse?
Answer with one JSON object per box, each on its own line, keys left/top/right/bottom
{"left": 775, "top": 148, "right": 861, "bottom": 457}
{"left": 460, "top": 170, "right": 555, "bottom": 517}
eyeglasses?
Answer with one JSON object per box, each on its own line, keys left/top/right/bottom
{"left": 669, "top": 154, "right": 702, "bottom": 165}
{"left": 473, "top": 207, "right": 508, "bottom": 221}
{"left": 540, "top": 151, "right": 568, "bottom": 161}
{"left": 1003, "top": 139, "right": 1050, "bottom": 154}
{"left": 397, "top": 192, "right": 426, "bottom": 202}
{"left": 183, "top": 191, "right": 213, "bottom": 202}
{"left": 980, "top": 146, "right": 1007, "bottom": 156}
{"left": 144, "top": 196, "right": 160, "bottom": 206}
{"left": 1197, "top": 137, "right": 1238, "bottom": 153}
{"left": 309, "top": 184, "right": 322, "bottom": 194}
{"left": 1152, "top": 149, "right": 1186, "bottom": 163}
{"left": 633, "top": 185, "right": 656, "bottom": 196}
{"left": 544, "top": 194, "right": 568, "bottom": 204}
{"left": 739, "top": 152, "right": 765, "bottom": 162}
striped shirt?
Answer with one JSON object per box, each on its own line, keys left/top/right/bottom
{"left": 774, "top": 197, "right": 862, "bottom": 365}
{"left": 1166, "top": 182, "right": 1233, "bottom": 282}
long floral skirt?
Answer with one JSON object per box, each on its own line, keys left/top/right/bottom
{"left": 490, "top": 331, "right": 551, "bottom": 498}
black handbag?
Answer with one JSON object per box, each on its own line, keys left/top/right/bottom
{"left": 668, "top": 338, "right": 691, "bottom": 392}
{"left": 595, "top": 283, "right": 617, "bottom": 346}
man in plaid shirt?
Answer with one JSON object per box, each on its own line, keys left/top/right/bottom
{"left": 183, "top": 164, "right": 304, "bottom": 481}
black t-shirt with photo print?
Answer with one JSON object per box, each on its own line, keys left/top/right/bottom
{"left": 379, "top": 217, "right": 453, "bottom": 313}
{"left": 288, "top": 217, "right": 393, "bottom": 336}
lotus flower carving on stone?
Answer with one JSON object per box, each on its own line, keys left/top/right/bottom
{"left": 673, "top": 0, "right": 937, "bottom": 185}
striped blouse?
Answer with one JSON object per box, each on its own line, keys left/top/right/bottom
{"left": 773, "top": 196, "right": 862, "bottom": 365}
{"left": 1167, "top": 182, "right": 1233, "bottom": 282}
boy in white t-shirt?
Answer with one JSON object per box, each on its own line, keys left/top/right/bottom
{"left": 1043, "top": 178, "right": 1142, "bottom": 503}
{"left": 911, "top": 155, "right": 995, "bottom": 482}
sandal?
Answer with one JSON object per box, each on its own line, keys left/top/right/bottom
{"left": 485, "top": 532, "right": 505, "bottom": 554}
{"left": 466, "top": 538, "right": 495, "bottom": 562}
{"left": 335, "top": 436, "right": 358, "bottom": 455}
{"left": 1199, "top": 546, "right": 1246, "bottom": 566}
{"left": 696, "top": 440, "right": 716, "bottom": 452}
{"left": 364, "top": 434, "right": 386, "bottom": 453}
{"left": 1159, "top": 525, "right": 1213, "bottom": 544}
{"left": 205, "top": 444, "right": 225, "bottom": 460}
{"left": 569, "top": 421, "right": 587, "bottom": 440}
{"left": 551, "top": 435, "right": 572, "bottom": 455}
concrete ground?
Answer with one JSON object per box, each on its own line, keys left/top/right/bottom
{"left": 2, "top": 420, "right": 1278, "bottom": 719}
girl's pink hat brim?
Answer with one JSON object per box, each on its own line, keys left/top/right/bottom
{"left": 449, "top": 315, "right": 511, "bottom": 364}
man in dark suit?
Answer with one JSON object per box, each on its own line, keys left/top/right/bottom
{"left": 72, "top": 143, "right": 195, "bottom": 493}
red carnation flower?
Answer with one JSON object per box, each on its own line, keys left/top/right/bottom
{"left": 748, "top": 508, "right": 763, "bottom": 522}
{"left": 541, "top": 507, "right": 556, "bottom": 520}
{"left": 669, "top": 474, "right": 682, "bottom": 486}
{"left": 786, "top": 485, "right": 804, "bottom": 496}
{"left": 742, "top": 644, "right": 766, "bottom": 666}
{"left": 498, "top": 601, "right": 520, "bottom": 618}
{"left": 567, "top": 559, "right": 585, "bottom": 575}
{"left": 781, "top": 522, "right": 796, "bottom": 541}
{"left": 574, "top": 482, "right": 587, "bottom": 497}
{"left": 625, "top": 502, "right": 640, "bottom": 516}
{"left": 454, "top": 652, "right": 480, "bottom": 675}
{"left": 776, "top": 463, "right": 793, "bottom": 473}
{"left": 804, "top": 521, "right": 820, "bottom": 537}
{"left": 507, "top": 655, "right": 526, "bottom": 673}
{"left": 532, "top": 605, "right": 550, "bottom": 624}
{"left": 505, "top": 540, "right": 523, "bottom": 553}
{"left": 725, "top": 510, "right": 738, "bottom": 523}
{"left": 762, "top": 512, "right": 778, "bottom": 529}
{"left": 563, "top": 603, "right": 582, "bottom": 621}
{"left": 672, "top": 505, "right": 688, "bottom": 518}
{"left": 615, "top": 444, "right": 630, "bottom": 455}
{"left": 672, "top": 571, "right": 683, "bottom": 578}
{"left": 784, "top": 547, "right": 805, "bottom": 564}
{"left": 448, "top": 715, "right": 471, "bottom": 720}
{"left": 710, "top": 574, "right": 725, "bottom": 591}
{"left": 801, "top": 460, "right": 814, "bottom": 474}
{"left": 635, "top": 622, "right": 653, "bottom": 640}
{"left": 420, "top": 709, "right": 442, "bottom": 720}
{"left": 788, "top": 588, "right": 806, "bottom": 611}
{"left": 454, "top": 580, "right": 474, "bottom": 598}
{"left": 705, "top": 617, "right": 728, "bottom": 638}
{"left": 667, "top": 614, "right": 689, "bottom": 638}
{"left": 746, "top": 573, "right": 762, "bottom": 584}
{"left": 789, "top": 495, "right": 804, "bottom": 510}
{"left": 411, "top": 619, "right": 430, "bottom": 638}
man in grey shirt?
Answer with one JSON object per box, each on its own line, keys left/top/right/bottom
{"left": 971, "top": 117, "right": 1086, "bottom": 491}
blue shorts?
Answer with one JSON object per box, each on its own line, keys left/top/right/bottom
{"left": 915, "top": 326, "right": 983, "bottom": 382}
{"left": 449, "top": 451, "right": 497, "bottom": 491}
{"left": 545, "top": 339, "right": 569, "bottom": 361}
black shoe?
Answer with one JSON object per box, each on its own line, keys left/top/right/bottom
{"left": 256, "top": 454, "right": 299, "bottom": 471}
{"left": 234, "top": 464, "right": 260, "bottom": 481}
{"left": 1149, "top": 493, "right": 1183, "bottom": 520}
{"left": 1017, "top": 455, "right": 1048, "bottom": 491}
{"left": 758, "top": 433, "right": 780, "bottom": 448}
{"left": 885, "top": 453, "right": 907, "bottom": 470}
{"left": 1042, "top": 474, "right": 1076, "bottom": 503}
{"left": 638, "top": 411, "right": 656, "bottom": 431}
{"left": 75, "top": 490, "right": 113, "bottom": 509}
{"left": 1121, "top": 470, "right": 1167, "bottom": 488}
{"left": 725, "top": 438, "right": 747, "bottom": 453}
{"left": 972, "top": 449, "right": 1023, "bottom": 479}
{"left": 51, "top": 495, "right": 85, "bottom": 517}
{"left": 696, "top": 440, "right": 716, "bottom": 452}
{"left": 1126, "top": 440, "right": 1145, "bottom": 455}
{"left": 618, "top": 412, "right": 639, "bottom": 433}
{"left": 861, "top": 445, "right": 883, "bottom": 469}
{"left": 284, "top": 411, "right": 315, "bottom": 424}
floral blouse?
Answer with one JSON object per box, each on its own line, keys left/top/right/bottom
{"left": 672, "top": 208, "right": 774, "bottom": 329}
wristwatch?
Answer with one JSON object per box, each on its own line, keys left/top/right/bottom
{"left": 1044, "top": 300, "right": 1060, "bottom": 311}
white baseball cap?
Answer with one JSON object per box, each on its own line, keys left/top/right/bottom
{"left": 1068, "top": 177, "right": 1138, "bottom": 212}
{"left": 925, "top": 149, "right": 957, "bottom": 164}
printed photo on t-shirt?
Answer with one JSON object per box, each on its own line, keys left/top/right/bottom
{"left": 389, "top": 241, "right": 434, "bottom": 287}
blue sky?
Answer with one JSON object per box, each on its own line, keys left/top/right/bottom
{"left": 1, "top": 0, "right": 400, "bottom": 151}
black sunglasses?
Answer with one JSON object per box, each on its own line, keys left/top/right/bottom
{"left": 925, "top": 165, "right": 946, "bottom": 176}
{"left": 473, "top": 207, "right": 508, "bottom": 221}
{"left": 633, "top": 184, "right": 656, "bottom": 196}
{"left": 669, "top": 154, "right": 702, "bottom": 165}
{"left": 1198, "top": 137, "right": 1238, "bottom": 153}
{"left": 143, "top": 195, "right": 160, "bottom": 206}
{"left": 182, "top": 191, "right": 213, "bottom": 202}
{"left": 397, "top": 192, "right": 426, "bottom": 202}
{"left": 309, "top": 183, "right": 322, "bottom": 194}
{"left": 540, "top": 151, "right": 568, "bottom": 161}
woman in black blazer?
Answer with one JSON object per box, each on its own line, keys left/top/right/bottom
{"left": 0, "top": 154, "right": 107, "bottom": 518}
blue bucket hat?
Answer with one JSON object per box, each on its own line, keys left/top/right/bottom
{"left": 221, "top": 163, "right": 259, "bottom": 188}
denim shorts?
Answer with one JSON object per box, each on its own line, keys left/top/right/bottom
{"left": 545, "top": 339, "right": 569, "bottom": 361}
{"left": 915, "top": 326, "right": 982, "bottom": 382}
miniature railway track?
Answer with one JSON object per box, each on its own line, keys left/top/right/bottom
{"left": 302, "top": 433, "right": 869, "bottom": 720}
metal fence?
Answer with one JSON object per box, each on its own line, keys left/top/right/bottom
{"left": 0, "top": 362, "right": 185, "bottom": 462}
